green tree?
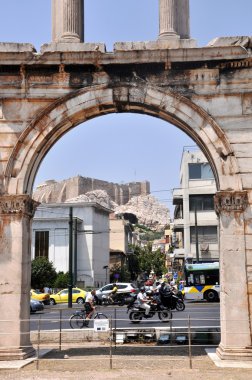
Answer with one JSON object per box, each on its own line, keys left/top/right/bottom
{"left": 129, "top": 243, "right": 166, "bottom": 278}
{"left": 53, "top": 272, "right": 70, "bottom": 289}
{"left": 110, "top": 264, "right": 131, "bottom": 282}
{"left": 31, "top": 257, "right": 57, "bottom": 289}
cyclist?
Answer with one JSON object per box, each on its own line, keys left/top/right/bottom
{"left": 108, "top": 283, "right": 118, "bottom": 303}
{"left": 84, "top": 289, "right": 96, "bottom": 319}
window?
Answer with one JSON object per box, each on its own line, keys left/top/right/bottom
{"left": 35, "top": 231, "right": 49, "bottom": 258}
{"left": 190, "top": 226, "right": 217, "bottom": 244}
{"left": 189, "top": 163, "right": 214, "bottom": 180}
{"left": 189, "top": 164, "right": 201, "bottom": 179}
{"left": 102, "top": 285, "right": 113, "bottom": 291}
{"left": 60, "top": 290, "right": 68, "bottom": 296}
{"left": 193, "top": 274, "right": 206, "bottom": 285}
{"left": 118, "top": 285, "right": 127, "bottom": 289}
{"left": 189, "top": 195, "right": 214, "bottom": 211}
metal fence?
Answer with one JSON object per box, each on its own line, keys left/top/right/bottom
{"left": 1, "top": 307, "right": 221, "bottom": 370}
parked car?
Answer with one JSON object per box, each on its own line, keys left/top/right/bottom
{"left": 30, "top": 299, "right": 44, "bottom": 313}
{"left": 49, "top": 287, "right": 86, "bottom": 305}
{"left": 30, "top": 289, "right": 50, "bottom": 305}
{"left": 96, "top": 283, "right": 138, "bottom": 302}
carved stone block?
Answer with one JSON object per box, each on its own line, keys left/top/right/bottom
{"left": 0, "top": 195, "right": 40, "bottom": 218}
{"left": 214, "top": 191, "right": 248, "bottom": 214}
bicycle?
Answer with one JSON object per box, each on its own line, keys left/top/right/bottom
{"left": 69, "top": 307, "right": 108, "bottom": 329}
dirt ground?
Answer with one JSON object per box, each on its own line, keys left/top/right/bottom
{"left": 0, "top": 344, "right": 252, "bottom": 380}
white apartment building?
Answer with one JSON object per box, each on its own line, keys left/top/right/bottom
{"left": 31, "top": 202, "right": 111, "bottom": 287}
{"left": 172, "top": 148, "right": 218, "bottom": 264}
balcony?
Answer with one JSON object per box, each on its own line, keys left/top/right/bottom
{"left": 172, "top": 188, "right": 183, "bottom": 205}
{"left": 173, "top": 218, "right": 184, "bottom": 232}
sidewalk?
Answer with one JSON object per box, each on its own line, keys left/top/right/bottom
{"left": 0, "top": 346, "right": 252, "bottom": 380}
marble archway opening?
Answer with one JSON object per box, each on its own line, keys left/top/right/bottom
{"left": 1, "top": 80, "right": 251, "bottom": 361}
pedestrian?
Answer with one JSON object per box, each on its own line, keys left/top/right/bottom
{"left": 44, "top": 286, "right": 49, "bottom": 294}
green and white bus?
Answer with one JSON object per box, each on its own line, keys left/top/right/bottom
{"left": 183, "top": 262, "right": 220, "bottom": 302}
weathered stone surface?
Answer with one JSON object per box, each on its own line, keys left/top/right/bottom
{"left": 207, "top": 36, "right": 251, "bottom": 48}
{"left": 0, "top": 42, "right": 36, "bottom": 52}
{"left": 1, "top": 39, "right": 252, "bottom": 361}
{"left": 41, "top": 42, "right": 106, "bottom": 53}
{"left": 0, "top": 195, "right": 39, "bottom": 359}
{"left": 114, "top": 39, "right": 197, "bottom": 51}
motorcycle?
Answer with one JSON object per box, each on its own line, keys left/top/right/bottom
{"left": 101, "top": 292, "right": 131, "bottom": 306}
{"left": 127, "top": 294, "right": 172, "bottom": 324}
{"left": 160, "top": 292, "right": 185, "bottom": 312}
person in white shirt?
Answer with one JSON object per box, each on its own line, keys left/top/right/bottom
{"left": 84, "top": 289, "right": 96, "bottom": 319}
{"left": 137, "top": 287, "right": 151, "bottom": 316}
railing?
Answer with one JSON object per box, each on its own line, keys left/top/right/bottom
{"left": 0, "top": 306, "right": 222, "bottom": 370}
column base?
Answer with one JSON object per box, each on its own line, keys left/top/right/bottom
{"left": 217, "top": 344, "right": 252, "bottom": 361}
{"left": 158, "top": 33, "right": 180, "bottom": 41}
{"left": 0, "top": 346, "right": 35, "bottom": 361}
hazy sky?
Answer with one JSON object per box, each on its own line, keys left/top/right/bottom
{"left": 0, "top": 1, "right": 251, "bottom": 212}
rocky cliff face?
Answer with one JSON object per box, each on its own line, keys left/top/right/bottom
{"left": 65, "top": 190, "right": 170, "bottom": 230}
{"left": 65, "top": 189, "right": 118, "bottom": 210}
{"left": 115, "top": 194, "right": 170, "bottom": 230}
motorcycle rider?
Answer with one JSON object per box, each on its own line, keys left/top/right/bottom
{"left": 137, "top": 286, "right": 151, "bottom": 316}
{"left": 108, "top": 283, "right": 118, "bottom": 303}
{"left": 159, "top": 280, "right": 172, "bottom": 308}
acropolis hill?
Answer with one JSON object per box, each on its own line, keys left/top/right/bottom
{"left": 33, "top": 176, "right": 150, "bottom": 205}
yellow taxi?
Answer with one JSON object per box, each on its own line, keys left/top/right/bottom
{"left": 30, "top": 289, "right": 50, "bottom": 305}
{"left": 49, "top": 287, "right": 86, "bottom": 305}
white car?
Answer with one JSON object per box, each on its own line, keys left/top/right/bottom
{"left": 96, "top": 283, "right": 138, "bottom": 302}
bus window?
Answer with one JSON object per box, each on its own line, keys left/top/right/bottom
{"left": 200, "top": 274, "right": 205, "bottom": 284}
{"left": 194, "top": 274, "right": 205, "bottom": 285}
{"left": 188, "top": 274, "right": 194, "bottom": 285}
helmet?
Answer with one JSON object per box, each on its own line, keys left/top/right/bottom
{"left": 140, "top": 286, "right": 145, "bottom": 292}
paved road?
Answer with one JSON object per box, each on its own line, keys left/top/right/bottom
{"left": 30, "top": 301, "right": 220, "bottom": 331}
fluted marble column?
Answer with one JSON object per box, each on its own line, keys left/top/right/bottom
{"left": 176, "top": 0, "right": 190, "bottom": 39}
{"left": 159, "top": 0, "right": 178, "bottom": 39}
{"left": 52, "top": 0, "right": 84, "bottom": 42}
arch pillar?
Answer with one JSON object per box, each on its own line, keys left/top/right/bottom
{"left": 0, "top": 195, "right": 39, "bottom": 360}
{"left": 214, "top": 191, "right": 252, "bottom": 360}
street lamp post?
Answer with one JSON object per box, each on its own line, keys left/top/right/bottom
{"left": 103, "top": 265, "right": 108, "bottom": 284}
{"left": 194, "top": 205, "right": 200, "bottom": 263}
{"left": 68, "top": 206, "right": 73, "bottom": 308}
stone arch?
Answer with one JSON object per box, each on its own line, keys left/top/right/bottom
{"left": 5, "top": 82, "right": 242, "bottom": 196}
